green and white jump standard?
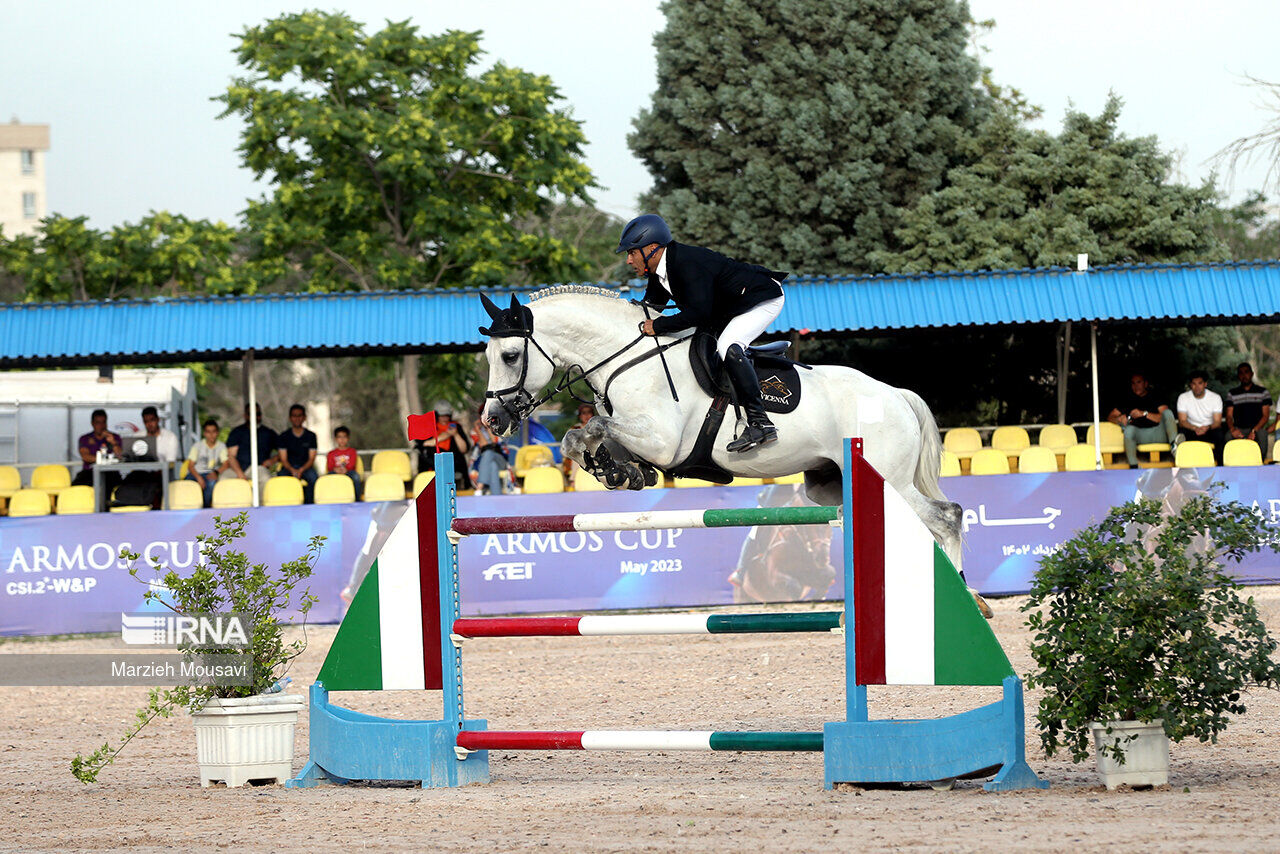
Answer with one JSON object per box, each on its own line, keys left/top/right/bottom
{"left": 289, "top": 439, "right": 1047, "bottom": 792}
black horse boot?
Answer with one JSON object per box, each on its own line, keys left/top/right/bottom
{"left": 723, "top": 344, "right": 778, "bottom": 453}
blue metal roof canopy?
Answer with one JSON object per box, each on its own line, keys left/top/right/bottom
{"left": 1, "top": 260, "right": 1278, "bottom": 369}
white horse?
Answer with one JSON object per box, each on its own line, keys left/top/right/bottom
{"left": 478, "top": 286, "right": 964, "bottom": 569}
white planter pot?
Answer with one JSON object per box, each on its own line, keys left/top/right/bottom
{"left": 191, "top": 693, "right": 305, "bottom": 787}
{"left": 1090, "top": 719, "right": 1170, "bottom": 790}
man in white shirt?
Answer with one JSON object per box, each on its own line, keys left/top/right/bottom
{"left": 139, "top": 406, "right": 181, "bottom": 461}
{"left": 1176, "top": 371, "right": 1226, "bottom": 462}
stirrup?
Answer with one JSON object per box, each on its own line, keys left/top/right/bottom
{"left": 726, "top": 422, "right": 777, "bottom": 453}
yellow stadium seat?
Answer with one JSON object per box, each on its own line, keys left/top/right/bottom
{"left": 771, "top": 472, "right": 805, "bottom": 485}
{"left": 109, "top": 486, "right": 151, "bottom": 513}
{"left": 940, "top": 451, "right": 962, "bottom": 477}
{"left": 675, "top": 477, "right": 719, "bottom": 488}
{"left": 212, "top": 478, "right": 254, "bottom": 509}
{"left": 730, "top": 476, "right": 766, "bottom": 486}
{"left": 1064, "top": 443, "right": 1100, "bottom": 472}
{"left": 522, "top": 467, "right": 565, "bottom": 494}
{"left": 167, "top": 480, "right": 205, "bottom": 510}
{"left": 314, "top": 473, "right": 356, "bottom": 505}
{"left": 363, "top": 472, "right": 408, "bottom": 502}
{"left": 1135, "top": 442, "right": 1173, "bottom": 468}
{"left": 1223, "top": 439, "right": 1264, "bottom": 467}
{"left": 412, "top": 471, "right": 434, "bottom": 497}
{"left": 0, "top": 465, "right": 20, "bottom": 514}
{"left": 1016, "top": 446, "right": 1059, "bottom": 474}
{"left": 371, "top": 450, "right": 412, "bottom": 483}
{"left": 514, "top": 445, "right": 554, "bottom": 478}
{"left": 1037, "top": 424, "right": 1078, "bottom": 451}
{"left": 32, "top": 464, "right": 72, "bottom": 507}
{"left": 1175, "top": 440, "right": 1216, "bottom": 468}
{"left": 991, "top": 426, "right": 1030, "bottom": 471}
{"left": 943, "top": 428, "right": 982, "bottom": 458}
{"left": 573, "top": 466, "right": 608, "bottom": 491}
{"left": 55, "top": 485, "right": 96, "bottom": 515}
{"left": 8, "top": 488, "right": 51, "bottom": 517}
{"left": 969, "top": 448, "right": 1010, "bottom": 476}
{"left": 1085, "top": 422, "right": 1127, "bottom": 468}
{"left": 263, "top": 476, "right": 304, "bottom": 506}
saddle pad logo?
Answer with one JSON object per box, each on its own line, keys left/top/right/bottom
{"left": 760, "top": 374, "right": 792, "bottom": 406}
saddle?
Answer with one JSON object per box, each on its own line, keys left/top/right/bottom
{"left": 662, "top": 333, "right": 811, "bottom": 485}
{"left": 688, "top": 332, "right": 808, "bottom": 414}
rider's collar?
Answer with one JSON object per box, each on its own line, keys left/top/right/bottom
{"left": 478, "top": 293, "right": 534, "bottom": 338}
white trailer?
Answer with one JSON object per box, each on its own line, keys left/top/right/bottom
{"left": 0, "top": 368, "right": 198, "bottom": 473}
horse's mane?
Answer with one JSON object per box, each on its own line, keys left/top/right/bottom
{"left": 527, "top": 284, "right": 625, "bottom": 303}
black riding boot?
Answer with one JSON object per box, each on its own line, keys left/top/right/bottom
{"left": 723, "top": 345, "right": 778, "bottom": 453}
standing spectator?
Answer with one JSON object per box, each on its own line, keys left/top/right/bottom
{"left": 470, "top": 405, "right": 509, "bottom": 495}
{"left": 326, "top": 425, "right": 362, "bottom": 498}
{"left": 413, "top": 401, "right": 472, "bottom": 493}
{"left": 185, "top": 418, "right": 229, "bottom": 507}
{"left": 277, "top": 404, "right": 319, "bottom": 502}
{"left": 1107, "top": 373, "right": 1176, "bottom": 467}
{"left": 1176, "top": 370, "right": 1227, "bottom": 461}
{"left": 1226, "top": 362, "right": 1272, "bottom": 463}
{"left": 226, "top": 404, "right": 278, "bottom": 483}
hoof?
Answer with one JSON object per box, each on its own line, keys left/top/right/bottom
{"left": 969, "top": 588, "right": 994, "bottom": 620}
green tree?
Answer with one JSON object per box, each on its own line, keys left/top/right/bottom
{"left": 873, "top": 98, "right": 1226, "bottom": 272}
{"left": 1211, "top": 191, "right": 1280, "bottom": 261}
{"left": 629, "top": 0, "right": 986, "bottom": 273}
{"left": 216, "top": 10, "right": 597, "bottom": 423}
{"left": 1, "top": 213, "right": 238, "bottom": 301}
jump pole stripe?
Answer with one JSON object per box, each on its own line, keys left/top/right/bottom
{"left": 452, "top": 612, "right": 843, "bottom": 638}
{"left": 456, "top": 731, "right": 825, "bottom": 752}
{"left": 451, "top": 505, "right": 839, "bottom": 536}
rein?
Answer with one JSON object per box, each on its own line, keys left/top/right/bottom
{"left": 485, "top": 330, "right": 652, "bottom": 424}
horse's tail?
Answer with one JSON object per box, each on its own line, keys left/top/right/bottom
{"left": 901, "top": 388, "right": 947, "bottom": 502}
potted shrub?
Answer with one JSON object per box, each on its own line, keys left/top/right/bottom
{"left": 1023, "top": 489, "right": 1280, "bottom": 789}
{"left": 72, "top": 512, "right": 322, "bottom": 786}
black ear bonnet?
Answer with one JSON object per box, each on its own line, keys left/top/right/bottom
{"left": 478, "top": 293, "right": 534, "bottom": 338}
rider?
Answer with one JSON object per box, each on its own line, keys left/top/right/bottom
{"left": 618, "top": 214, "right": 787, "bottom": 453}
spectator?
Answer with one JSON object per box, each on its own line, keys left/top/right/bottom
{"left": 470, "top": 405, "right": 509, "bottom": 495}
{"left": 326, "top": 425, "right": 362, "bottom": 498}
{"left": 562, "top": 403, "right": 595, "bottom": 477}
{"left": 277, "top": 404, "right": 319, "bottom": 502}
{"left": 413, "top": 401, "right": 472, "bottom": 493}
{"left": 1107, "top": 373, "right": 1177, "bottom": 467}
{"left": 185, "top": 418, "right": 229, "bottom": 507}
{"left": 1176, "top": 370, "right": 1227, "bottom": 461}
{"left": 137, "top": 405, "right": 181, "bottom": 463}
{"left": 1226, "top": 362, "right": 1272, "bottom": 463}
{"left": 73, "top": 410, "right": 123, "bottom": 509}
{"left": 226, "top": 404, "right": 278, "bottom": 483}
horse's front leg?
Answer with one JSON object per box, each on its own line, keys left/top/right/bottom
{"left": 582, "top": 414, "right": 672, "bottom": 490}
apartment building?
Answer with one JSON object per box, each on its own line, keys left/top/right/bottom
{"left": 0, "top": 120, "right": 49, "bottom": 238}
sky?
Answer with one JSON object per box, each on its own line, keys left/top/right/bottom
{"left": 4, "top": 0, "right": 1279, "bottom": 229}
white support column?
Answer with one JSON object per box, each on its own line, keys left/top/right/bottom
{"left": 1090, "top": 322, "right": 1103, "bottom": 471}
{"left": 245, "top": 350, "right": 260, "bottom": 507}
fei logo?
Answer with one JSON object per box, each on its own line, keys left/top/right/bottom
{"left": 120, "top": 612, "right": 250, "bottom": 648}
{"left": 483, "top": 562, "right": 534, "bottom": 581}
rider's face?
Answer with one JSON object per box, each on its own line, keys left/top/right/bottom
{"left": 624, "top": 244, "right": 660, "bottom": 277}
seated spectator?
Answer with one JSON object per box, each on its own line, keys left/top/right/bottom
{"left": 1176, "top": 370, "right": 1227, "bottom": 461}
{"left": 326, "top": 425, "right": 362, "bottom": 498}
{"left": 1108, "top": 372, "right": 1176, "bottom": 467}
{"left": 185, "top": 418, "right": 229, "bottom": 507}
{"left": 1226, "top": 362, "right": 1271, "bottom": 463}
{"left": 413, "top": 401, "right": 472, "bottom": 493}
{"left": 470, "top": 405, "right": 509, "bottom": 495}
{"left": 138, "top": 405, "right": 180, "bottom": 463}
{"left": 562, "top": 403, "right": 595, "bottom": 476}
{"left": 226, "top": 404, "right": 278, "bottom": 484}
{"left": 73, "top": 408, "right": 123, "bottom": 485}
{"left": 73, "top": 409, "right": 123, "bottom": 508}
{"left": 277, "top": 404, "right": 319, "bottom": 502}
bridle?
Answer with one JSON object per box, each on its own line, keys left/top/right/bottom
{"left": 485, "top": 328, "right": 652, "bottom": 425}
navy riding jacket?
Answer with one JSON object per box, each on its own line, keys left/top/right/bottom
{"left": 642, "top": 242, "right": 787, "bottom": 336}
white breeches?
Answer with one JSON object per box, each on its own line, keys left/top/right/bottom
{"left": 716, "top": 294, "right": 785, "bottom": 358}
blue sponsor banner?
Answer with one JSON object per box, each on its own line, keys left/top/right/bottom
{"left": 3, "top": 466, "right": 1280, "bottom": 636}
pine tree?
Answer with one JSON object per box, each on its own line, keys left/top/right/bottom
{"left": 628, "top": 0, "right": 985, "bottom": 273}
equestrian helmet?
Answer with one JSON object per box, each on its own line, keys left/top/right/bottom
{"left": 615, "top": 214, "right": 672, "bottom": 253}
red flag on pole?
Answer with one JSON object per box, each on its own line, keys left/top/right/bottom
{"left": 407, "top": 412, "right": 437, "bottom": 442}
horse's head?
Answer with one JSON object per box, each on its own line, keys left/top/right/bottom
{"left": 478, "top": 293, "right": 552, "bottom": 436}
